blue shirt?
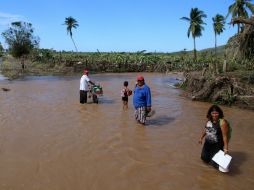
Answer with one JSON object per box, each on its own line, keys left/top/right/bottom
{"left": 133, "top": 84, "right": 151, "bottom": 109}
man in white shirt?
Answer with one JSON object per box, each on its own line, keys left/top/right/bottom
{"left": 80, "top": 69, "right": 95, "bottom": 104}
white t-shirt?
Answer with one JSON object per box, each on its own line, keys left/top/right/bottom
{"left": 80, "top": 74, "right": 90, "bottom": 91}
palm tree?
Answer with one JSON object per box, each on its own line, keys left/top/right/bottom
{"left": 212, "top": 14, "right": 226, "bottom": 56}
{"left": 64, "top": 16, "right": 79, "bottom": 52}
{"left": 227, "top": 0, "right": 254, "bottom": 33}
{"left": 181, "top": 8, "right": 207, "bottom": 60}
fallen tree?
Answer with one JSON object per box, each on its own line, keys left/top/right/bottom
{"left": 227, "top": 15, "right": 254, "bottom": 61}
{"left": 182, "top": 71, "right": 254, "bottom": 110}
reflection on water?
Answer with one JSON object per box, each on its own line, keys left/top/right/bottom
{"left": 0, "top": 72, "right": 254, "bottom": 190}
{"left": 0, "top": 75, "right": 7, "bottom": 80}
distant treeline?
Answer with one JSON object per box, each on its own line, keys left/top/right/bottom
{"left": 27, "top": 48, "right": 229, "bottom": 73}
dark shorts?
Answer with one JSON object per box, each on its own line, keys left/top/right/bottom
{"left": 201, "top": 140, "right": 223, "bottom": 168}
{"left": 122, "top": 96, "right": 128, "bottom": 102}
{"left": 80, "top": 90, "right": 88, "bottom": 104}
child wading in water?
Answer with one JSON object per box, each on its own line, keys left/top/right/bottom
{"left": 121, "top": 81, "right": 132, "bottom": 110}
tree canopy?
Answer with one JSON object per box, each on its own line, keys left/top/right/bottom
{"left": 181, "top": 8, "right": 207, "bottom": 60}
{"left": 227, "top": 0, "right": 254, "bottom": 33}
{"left": 2, "top": 22, "right": 39, "bottom": 59}
{"left": 212, "top": 14, "right": 226, "bottom": 55}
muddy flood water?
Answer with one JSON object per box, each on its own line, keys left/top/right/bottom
{"left": 0, "top": 73, "right": 254, "bottom": 190}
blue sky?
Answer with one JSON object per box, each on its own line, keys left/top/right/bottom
{"left": 0, "top": 0, "right": 244, "bottom": 52}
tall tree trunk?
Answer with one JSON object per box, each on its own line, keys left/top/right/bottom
{"left": 71, "top": 36, "right": 78, "bottom": 52}
{"left": 20, "top": 56, "right": 25, "bottom": 70}
{"left": 215, "top": 32, "right": 217, "bottom": 56}
{"left": 223, "top": 59, "right": 227, "bottom": 73}
{"left": 214, "top": 32, "right": 219, "bottom": 74}
{"left": 193, "top": 37, "right": 197, "bottom": 61}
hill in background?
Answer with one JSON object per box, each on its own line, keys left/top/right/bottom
{"left": 169, "top": 45, "right": 225, "bottom": 57}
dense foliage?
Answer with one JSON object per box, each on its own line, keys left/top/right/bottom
{"left": 28, "top": 48, "right": 224, "bottom": 73}
{"left": 2, "top": 22, "right": 39, "bottom": 59}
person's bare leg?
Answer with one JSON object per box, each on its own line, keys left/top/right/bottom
{"left": 122, "top": 101, "right": 127, "bottom": 110}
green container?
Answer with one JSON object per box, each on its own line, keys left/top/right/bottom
{"left": 92, "top": 85, "right": 103, "bottom": 95}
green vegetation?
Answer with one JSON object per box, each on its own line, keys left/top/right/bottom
{"left": 0, "top": 42, "right": 252, "bottom": 80}
{"left": 27, "top": 49, "right": 223, "bottom": 72}
{"left": 0, "top": 48, "right": 225, "bottom": 79}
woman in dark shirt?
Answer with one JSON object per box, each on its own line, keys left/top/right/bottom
{"left": 198, "top": 105, "right": 230, "bottom": 169}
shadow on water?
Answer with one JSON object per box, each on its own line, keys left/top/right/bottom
{"left": 147, "top": 115, "right": 175, "bottom": 126}
{"left": 228, "top": 151, "right": 248, "bottom": 176}
{"left": 99, "top": 97, "right": 115, "bottom": 104}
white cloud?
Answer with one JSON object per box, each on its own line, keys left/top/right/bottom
{"left": 0, "top": 12, "right": 26, "bottom": 27}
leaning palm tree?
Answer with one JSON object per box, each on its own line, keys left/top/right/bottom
{"left": 181, "top": 8, "right": 207, "bottom": 60}
{"left": 227, "top": 0, "right": 254, "bottom": 33}
{"left": 64, "top": 16, "right": 79, "bottom": 52}
{"left": 212, "top": 14, "right": 226, "bottom": 56}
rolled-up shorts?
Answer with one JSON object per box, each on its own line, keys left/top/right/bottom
{"left": 122, "top": 96, "right": 128, "bottom": 102}
{"left": 135, "top": 106, "right": 146, "bottom": 124}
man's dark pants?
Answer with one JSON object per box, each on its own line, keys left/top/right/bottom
{"left": 80, "top": 90, "right": 88, "bottom": 104}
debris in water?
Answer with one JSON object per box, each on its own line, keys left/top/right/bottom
{"left": 1, "top": 88, "right": 10, "bottom": 92}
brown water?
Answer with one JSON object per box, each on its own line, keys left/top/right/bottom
{"left": 0, "top": 73, "right": 254, "bottom": 190}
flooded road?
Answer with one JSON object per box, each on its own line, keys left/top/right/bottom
{"left": 0, "top": 73, "right": 254, "bottom": 190}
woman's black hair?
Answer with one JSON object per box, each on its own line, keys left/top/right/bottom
{"left": 207, "top": 105, "right": 224, "bottom": 120}
{"left": 124, "top": 81, "right": 128, "bottom": 87}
